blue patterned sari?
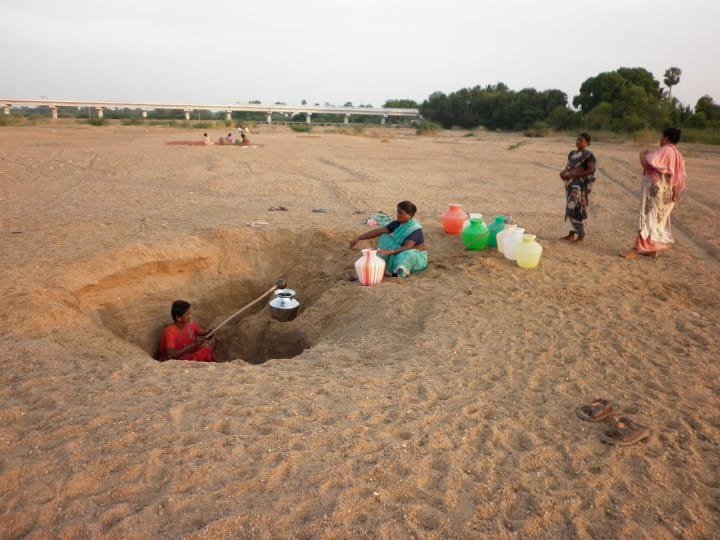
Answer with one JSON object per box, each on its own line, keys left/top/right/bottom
{"left": 377, "top": 218, "right": 428, "bottom": 278}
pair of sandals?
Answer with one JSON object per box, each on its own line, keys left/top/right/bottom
{"left": 576, "top": 399, "right": 650, "bottom": 446}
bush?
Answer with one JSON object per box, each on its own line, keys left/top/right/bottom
{"left": 632, "top": 129, "right": 659, "bottom": 144}
{"left": 632, "top": 127, "right": 720, "bottom": 145}
{"left": 611, "top": 115, "right": 645, "bottom": 133}
{"left": 180, "top": 121, "right": 214, "bottom": 129}
{"left": 686, "top": 112, "right": 708, "bottom": 129}
{"left": 583, "top": 102, "right": 613, "bottom": 130}
{"left": 548, "top": 105, "right": 581, "bottom": 131}
{"left": 0, "top": 114, "right": 25, "bottom": 126}
{"left": 148, "top": 119, "right": 177, "bottom": 127}
{"left": 77, "top": 117, "right": 108, "bottom": 126}
{"left": 675, "top": 128, "right": 720, "bottom": 145}
{"left": 290, "top": 123, "right": 313, "bottom": 133}
{"left": 414, "top": 119, "right": 441, "bottom": 135}
{"left": 524, "top": 121, "right": 550, "bottom": 137}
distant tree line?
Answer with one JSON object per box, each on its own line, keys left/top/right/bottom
{"left": 4, "top": 66, "right": 719, "bottom": 136}
{"left": 416, "top": 67, "right": 720, "bottom": 134}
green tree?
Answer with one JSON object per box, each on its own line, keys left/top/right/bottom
{"left": 687, "top": 112, "right": 708, "bottom": 128}
{"left": 663, "top": 67, "right": 682, "bottom": 99}
{"left": 616, "top": 67, "right": 660, "bottom": 97}
{"left": 420, "top": 91, "right": 452, "bottom": 128}
{"left": 573, "top": 67, "right": 662, "bottom": 130}
{"left": 695, "top": 95, "right": 719, "bottom": 121}
{"left": 383, "top": 99, "right": 419, "bottom": 109}
{"left": 583, "top": 102, "right": 613, "bottom": 130}
{"left": 573, "top": 67, "right": 659, "bottom": 114}
{"left": 547, "top": 104, "right": 580, "bottom": 130}
{"left": 420, "top": 83, "right": 567, "bottom": 131}
{"left": 541, "top": 89, "right": 569, "bottom": 115}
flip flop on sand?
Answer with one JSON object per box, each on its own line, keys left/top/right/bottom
{"left": 575, "top": 399, "right": 616, "bottom": 422}
{"left": 599, "top": 416, "right": 650, "bottom": 446}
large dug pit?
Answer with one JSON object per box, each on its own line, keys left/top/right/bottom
{"left": 75, "top": 229, "right": 351, "bottom": 364}
{"left": 217, "top": 307, "right": 311, "bottom": 363}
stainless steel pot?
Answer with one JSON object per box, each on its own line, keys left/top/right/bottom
{"left": 268, "top": 289, "right": 300, "bottom": 322}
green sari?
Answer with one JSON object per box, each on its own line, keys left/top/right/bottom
{"left": 377, "top": 218, "right": 428, "bottom": 278}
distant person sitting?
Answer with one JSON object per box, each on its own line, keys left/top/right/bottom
{"left": 202, "top": 133, "right": 214, "bottom": 146}
{"left": 158, "top": 300, "right": 217, "bottom": 362}
{"left": 238, "top": 132, "right": 251, "bottom": 146}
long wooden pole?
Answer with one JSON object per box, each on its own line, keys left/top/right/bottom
{"left": 204, "top": 284, "right": 279, "bottom": 339}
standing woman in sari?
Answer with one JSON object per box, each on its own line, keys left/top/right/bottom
{"left": 349, "top": 200, "right": 428, "bottom": 278}
{"left": 559, "top": 132, "right": 596, "bottom": 242}
{"left": 621, "top": 127, "right": 687, "bottom": 258}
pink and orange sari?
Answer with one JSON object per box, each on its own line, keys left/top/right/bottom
{"left": 635, "top": 144, "right": 687, "bottom": 253}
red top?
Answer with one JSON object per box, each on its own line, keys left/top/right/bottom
{"left": 159, "top": 322, "right": 214, "bottom": 361}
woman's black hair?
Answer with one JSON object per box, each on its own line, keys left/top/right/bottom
{"left": 397, "top": 200, "right": 417, "bottom": 216}
{"left": 578, "top": 132, "right": 591, "bottom": 144}
{"left": 171, "top": 300, "right": 191, "bottom": 321}
{"left": 663, "top": 127, "right": 682, "bottom": 144}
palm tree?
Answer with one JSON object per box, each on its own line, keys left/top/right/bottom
{"left": 664, "top": 67, "right": 682, "bottom": 100}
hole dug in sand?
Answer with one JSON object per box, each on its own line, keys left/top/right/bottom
{"left": 73, "top": 229, "right": 346, "bottom": 364}
{"left": 217, "top": 311, "right": 311, "bottom": 364}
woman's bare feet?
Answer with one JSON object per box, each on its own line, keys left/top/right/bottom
{"left": 620, "top": 249, "right": 638, "bottom": 259}
{"left": 560, "top": 232, "right": 576, "bottom": 241}
{"left": 574, "top": 236, "right": 585, "bottom": 243}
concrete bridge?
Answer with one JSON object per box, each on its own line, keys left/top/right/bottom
{"left": 1, "top": 97, "right": 420, "bottom": 124}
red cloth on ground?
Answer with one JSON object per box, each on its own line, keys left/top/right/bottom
{"left": 159, "top": 322, "right": 215, "bottom": 362}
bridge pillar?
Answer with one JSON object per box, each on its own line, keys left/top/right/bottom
{"left": 344, "top": 114, "right": 350, "bottom": 124}
{"left": 96, "top": 107, "right": 104, "bottom": 119}
{"left": 184, "top": 109, "right": 191, "bottom": 120}
{"left": 266, "top": 113, "right": 272, "bottom": 125}
{"left": 3, "top": 105, "right": 11, "bottom": 116}
{"left": 50, "top": 106, "right": 58, "bottom": 120}
{"left": 306, "top": 112, "right": 312, "bottom": 124}
{"left": 141, "top": 109, "right": 148, "bottom": 119}
{"left": 225, "top": 110, "right": 231, "bottom": 121}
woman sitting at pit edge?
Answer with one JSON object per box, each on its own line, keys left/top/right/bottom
{"left": 349, "top": 200, "right": 428, "bottom": 278}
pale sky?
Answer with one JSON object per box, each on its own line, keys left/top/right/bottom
{"left": 1, "top": 0, "right": 718, "bottom": 109}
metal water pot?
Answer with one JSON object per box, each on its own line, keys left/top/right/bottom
{"left": 268, "top": 289, "right": 300, "bottom": 322}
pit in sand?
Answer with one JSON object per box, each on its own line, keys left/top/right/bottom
{"left": 73, "top": 228, "right": 348, "bottom": 364}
